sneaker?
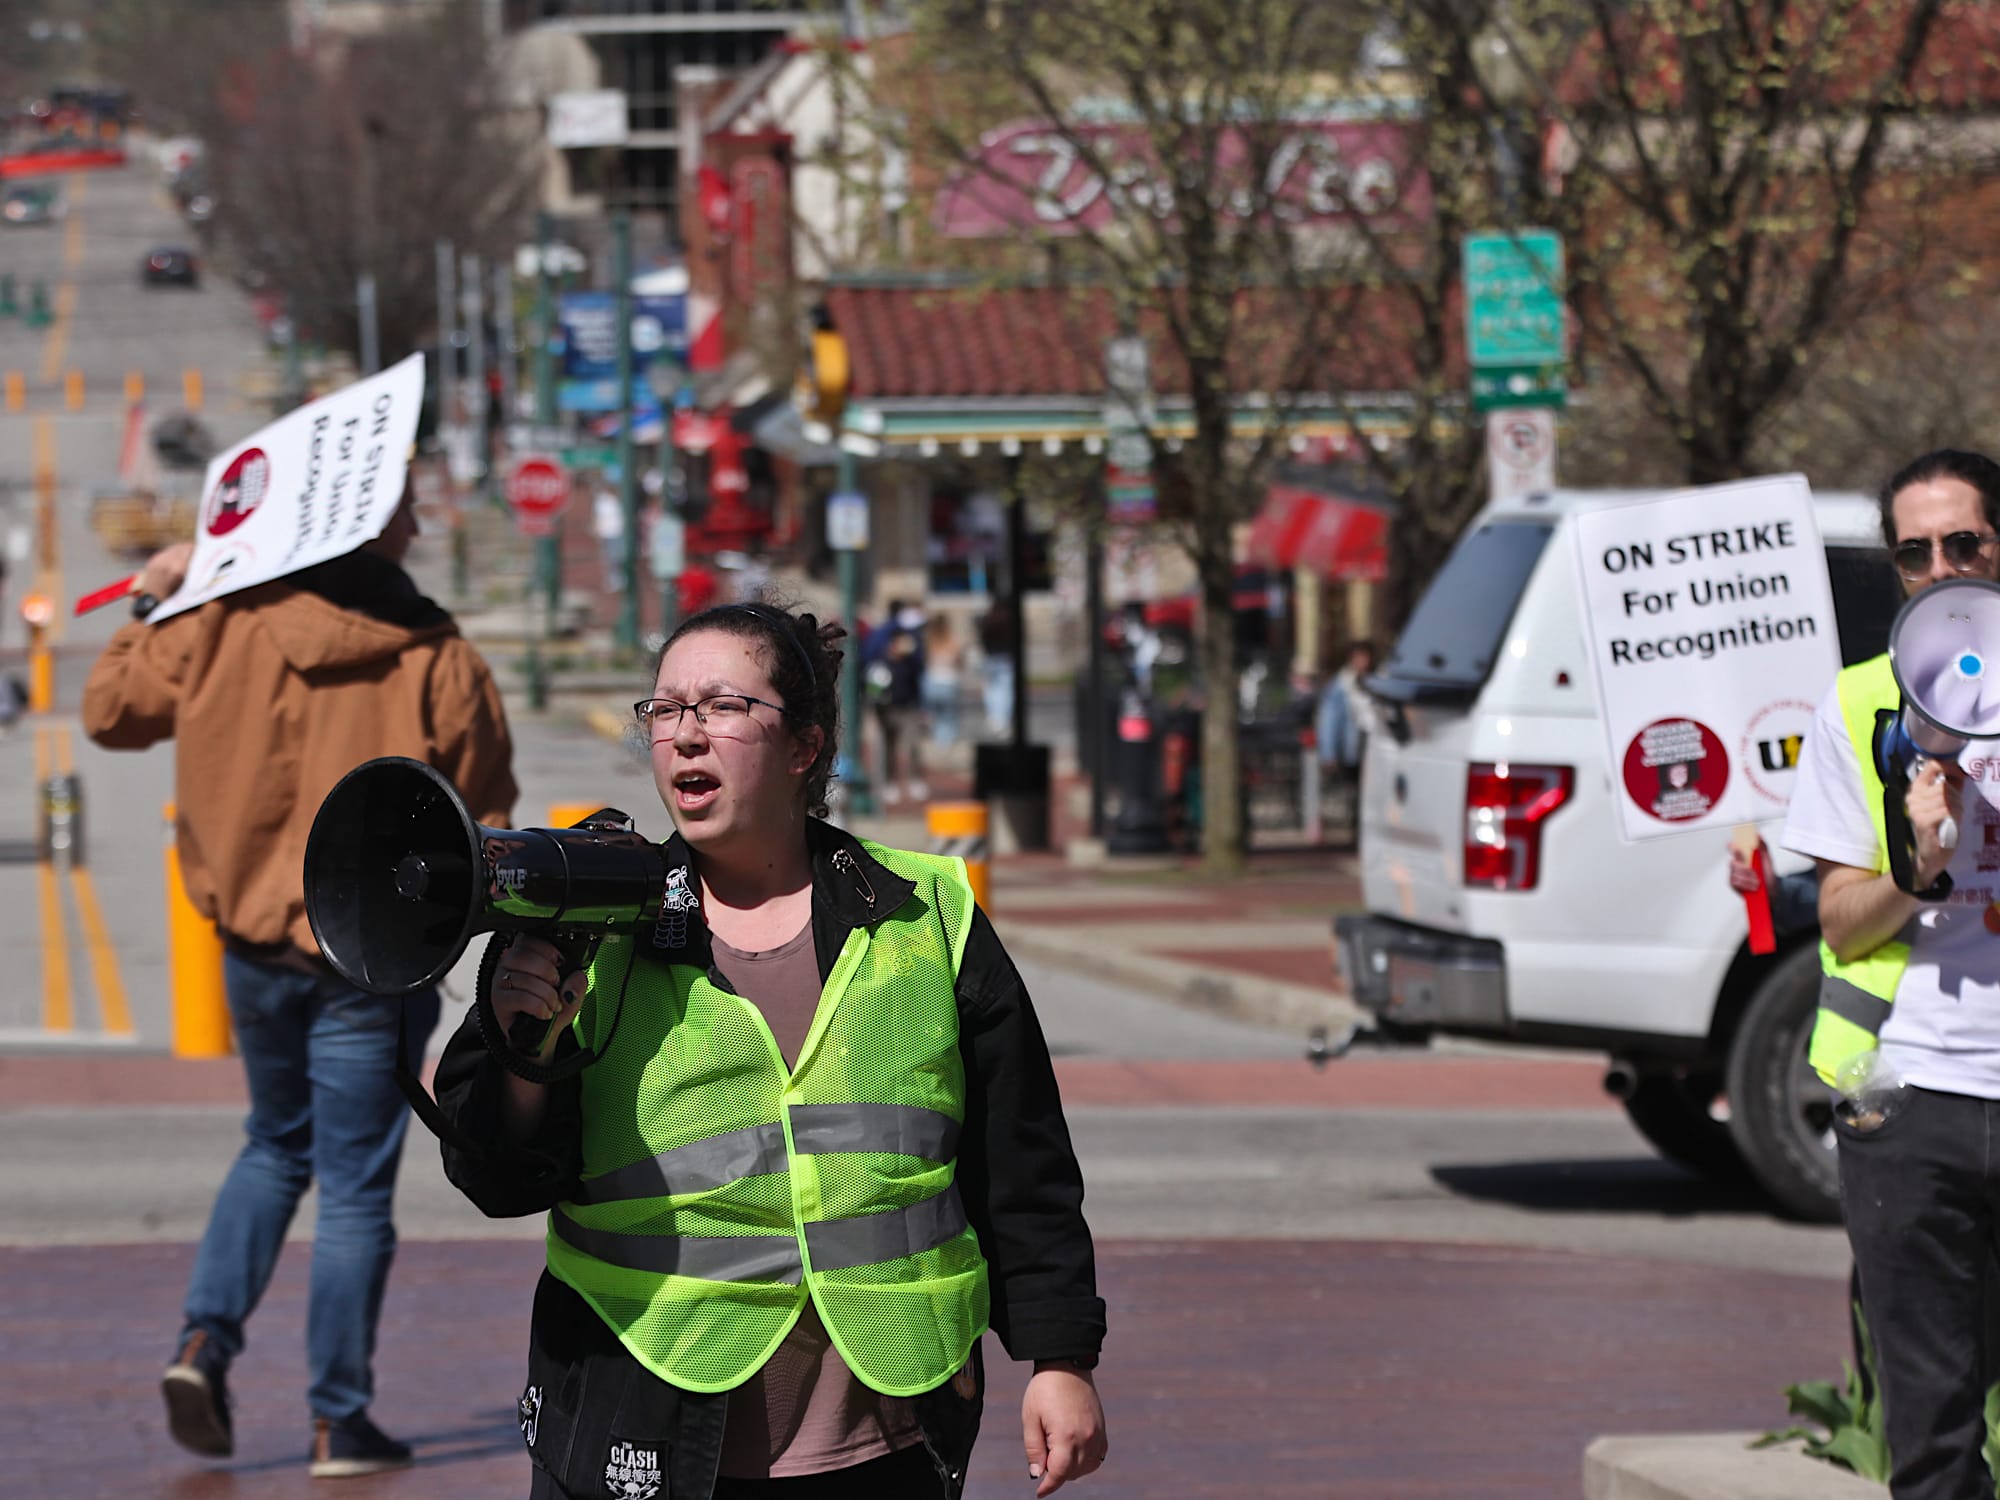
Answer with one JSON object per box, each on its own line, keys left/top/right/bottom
{"left": 907, "top": 779, "right": 930, "bottom": 803}
{"left": 883, "top": 783, "right": 904, "bottom": 807}
{"left": 310, "top": 1412, "right": 413, "bottom": 1479}
{"left": 161, "top": 1329, "right": 233, "bottom": 1458}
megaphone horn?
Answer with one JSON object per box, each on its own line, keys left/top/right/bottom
{"left": 1886, "top": 577, "right": 2000, "bottom": 870}
{"left": 304, "top": 756, "right": 667, "bottom": 998}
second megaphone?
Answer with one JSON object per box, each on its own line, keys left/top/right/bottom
{"left": 1881, "top": 576, "right": 2000, "bottom": 887}
{"left": 303, "top": 755, "right": 667, "bottom": 996}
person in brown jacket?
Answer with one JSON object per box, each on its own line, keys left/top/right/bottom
{"left": 82, "top": 489, "right": 517, "bottom": 1479}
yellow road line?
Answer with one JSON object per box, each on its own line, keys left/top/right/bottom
{"left": 62, "top": 210, "right": 81, "bottom": 266}
{"left": 37, "top": 281, "right": 77, "bottom": 385}
{"left": 39, "top": 861, "right": 72, "bottom": 1032}
{"left": 70, "top": 868, "right": 133, "bottom": 1037}
{"left": 53, "top": 720, "right": 72, "bottom": 774}
{"left": 68, "top": 171, "right": 88, "bottom": 205}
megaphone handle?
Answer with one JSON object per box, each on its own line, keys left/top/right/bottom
{"left": 471, "top": 932, "right": 602, "bottom": 1086}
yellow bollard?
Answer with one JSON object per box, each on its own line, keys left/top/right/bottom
{"left": 63, "top": 368, "right": 83, "bottom": 411}
{"left": 928, "top": 800, "right": 990, "bottom": 911}
{"left": 123, "top": 369, "right": 144, "bottom": 405}
{"left": 182, "top": 367, "right": 204, "bottom": 411}
{"left": 548, "top": 802, "right": 610, "bottom": 829}
{"left": 3, "top": 371, "right": 22, "bottom": 412}
{"left": 21, "top": 592, "right": 52, "bottom": 713}
{"left": 164, "top": 802, "right": 231, "bottom": 1058}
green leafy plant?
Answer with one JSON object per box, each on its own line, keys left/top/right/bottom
{"left": 1756, "top": 1303, "right": 2000, "bottom": 1494}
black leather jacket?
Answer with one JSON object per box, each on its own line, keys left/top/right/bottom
{"left": 432, "top": 819, "right": 1106, "bottom": 1499}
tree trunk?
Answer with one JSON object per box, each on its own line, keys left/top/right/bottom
{"left": 1198, "top": 541, "right": 1243, "bottom": 875}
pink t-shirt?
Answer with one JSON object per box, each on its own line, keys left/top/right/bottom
{"left": 710, "top": 921, "right": 923, "bottom": 1477}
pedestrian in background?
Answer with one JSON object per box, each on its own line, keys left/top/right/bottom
{"left": 82, "top": 487, "right": 518, "bottom": 1478}
{"left": 1315, "top": 641, "right": 1377, "bottom": 788}
{"left": 978, "top": 596, "right": 1015, "bottom": 739}
{"left": 923, "top": 612, "right": 965, "bottom": 747}
{"left": 870, "top": 603, "right": 929, "bottom": 806}
{"left": 592, "top": 482, "right": 626, "bottom": 592}
{"left": 434, "top": 600, "right": 1107, "bottom": 1499}
{"left": 1782, "top": 448, "right": 2000, "bottom": 1500}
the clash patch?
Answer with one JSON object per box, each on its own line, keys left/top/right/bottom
{"left": 517, "top": 1384, "right": 541, "bottom": 1448}
{"left": 603, "top": 1439, "right": 663, "bottom": 1499}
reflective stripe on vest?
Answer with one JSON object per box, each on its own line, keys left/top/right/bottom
{"left": 1808, "top": 654, "right": 1911, "bottom": 1086}
{"left": 546, "top": 841, "right": 991, "bottom": 1398}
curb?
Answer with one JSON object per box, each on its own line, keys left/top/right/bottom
{"left": 993, "top": 919, "right": 1359, "bottom": 1038}
{"left": 1583, "top": 1434, "right": 1885, "bottom": 1500}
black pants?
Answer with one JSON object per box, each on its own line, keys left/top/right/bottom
{"left": 1838, "top": 1084, "right": 2000, "bottom": 1500}
{"left": 529, "top": 1442, "right": 941, "bottom": 1500}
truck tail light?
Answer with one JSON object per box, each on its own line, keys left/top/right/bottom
{"left": 1464, "top": 762, "right": 1572, "bottom": 890}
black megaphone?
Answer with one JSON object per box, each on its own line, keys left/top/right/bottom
{"left": 304, "top": 756, "right": 669, "bottom": 1079}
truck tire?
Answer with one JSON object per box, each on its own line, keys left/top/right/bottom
{"left": 1618, "top": 1072, "right": 1747, "bottom": 1183}
{"left": 1725, "top": 944, "right": 1842, "bottom": 1223}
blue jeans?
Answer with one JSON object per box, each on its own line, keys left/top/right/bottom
{"left": 179, "top": 952, "right": 440, "bottom": 1420}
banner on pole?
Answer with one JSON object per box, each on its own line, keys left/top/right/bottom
{"left": 150, "top": 355, "right": 427, "bottom": 624}
{"left": 1571, "top": 473, "right": 1840, "bottom": 842}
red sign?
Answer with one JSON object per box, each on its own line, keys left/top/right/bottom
{"left": 506, "top": 453, "right": 569, "bottom": 536}
{"left": 935, "top": 119, "right": 1429, "bottom": 239}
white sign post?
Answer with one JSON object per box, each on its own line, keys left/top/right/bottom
{"left": 1572, "top": 473, "right": 1841, "bottom": 842}
{"left": 151, "top": 355, "right": 427, "bottom": 623}
{"left": 1486, "top": 408, "right": 1557, "bottom": 505}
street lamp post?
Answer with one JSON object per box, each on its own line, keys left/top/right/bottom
{"left": 613, "top": 210, "right": 640, "bottom": 655}
{"left": 835, "top": 438, "right": 874, "bottom": 817}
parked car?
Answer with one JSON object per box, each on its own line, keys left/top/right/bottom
{"left": 1333, "top": 486, "right": 1902, "bottom": 1222}
{"left": 1, "top": 184, "right": 61, "bottom": 225}
{"left": 141, "top": 247, "right": 198, "bottom": 287}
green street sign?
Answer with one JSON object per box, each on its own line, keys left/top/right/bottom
{"left": 1471, "top": 364, "right": 1568, "bottom": 412}
{"left": 562, "top": 444, "right": 618, "bottom": 470}
{"left": 1465, "top": 229, "right": 1565, "bottom": 370}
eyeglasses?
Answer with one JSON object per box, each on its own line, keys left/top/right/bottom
{"left": 634, "top": 694, "right": 794, "bottom": 740}
{"left": 1893, "top": 531, "right": 2000, "bottom": 580}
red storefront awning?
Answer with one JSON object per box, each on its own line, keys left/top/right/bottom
{"left": 1246, "top": 484, "right": 1389, "bottom": 582}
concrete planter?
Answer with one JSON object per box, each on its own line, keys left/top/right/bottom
{"left": 1585, "top": 1433, "right": 1887, "bottom": 1500}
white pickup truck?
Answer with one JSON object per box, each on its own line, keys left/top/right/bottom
{"left": 1334, "top": 486, "right": 1902, "bottom": 1221}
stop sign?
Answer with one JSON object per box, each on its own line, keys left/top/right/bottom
{"left": 506, "top": 453, "right": 569, "bottom": 536}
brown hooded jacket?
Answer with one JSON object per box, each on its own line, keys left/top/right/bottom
{"left": 82, "top": 558, "right": 517, "bottom": 957}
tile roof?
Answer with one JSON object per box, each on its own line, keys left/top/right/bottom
{"left": 825, "top": 283, "right": 1451, "bottom": 401}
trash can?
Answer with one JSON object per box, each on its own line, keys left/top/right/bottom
{"left": 974, "top": 742, "right": 1051, "bottom": 855}
{"left": 1105, "top": 690, "right": 1170, "bottom": 856}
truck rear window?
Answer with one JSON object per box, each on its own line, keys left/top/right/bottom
{"left": 1377, "top": 520, "right": 1555, "bottom": 694}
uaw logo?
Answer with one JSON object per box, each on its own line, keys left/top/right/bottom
{"left": 652, "top": 865, "right": 699, "bottom": 949}
{"left": 1741, "top": 699, "right": 1816, "bottom": 806}
{"left": 516, "top": 1384, "right": 541, "bottom": 1449}
{"left": 603, "top": 1441, "right": 662, "bottom": 1500}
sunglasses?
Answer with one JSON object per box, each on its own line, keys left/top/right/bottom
{"left": 1893, "top": 531, "right": 2000, "bottom": 580}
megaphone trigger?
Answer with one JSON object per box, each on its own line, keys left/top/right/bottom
{"left": 1941, "top": 814, "right": 1960, "bottom": 852}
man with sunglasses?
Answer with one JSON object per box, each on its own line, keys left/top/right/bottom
{"left": 1782, "top": 448, "right": 2000, "bottom": 1500}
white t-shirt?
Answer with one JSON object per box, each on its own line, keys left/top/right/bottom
{"left": 1783, "top": 675, "right": 2000, "bottom": 1098}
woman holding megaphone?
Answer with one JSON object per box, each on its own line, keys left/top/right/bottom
{"left": 431, "top": 601, "right": 1108, "bottom": 1500}
{"left": 1783, "top": 449, "right": 2000, "bottom": 1500}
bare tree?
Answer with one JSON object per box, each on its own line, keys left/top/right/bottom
{"left": 848, "top": 0, "right": 1512, "bottom": 869}
{"left": 1493, "top": 0, "right": 1958, "bottom": 485}
{"left": 95, "top": 0, "right": 536, "bottom": 364}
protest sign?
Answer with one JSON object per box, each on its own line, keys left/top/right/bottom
{"left": 149, "top": 354, "right": 426, "bottom": 624}
{"left": 1572, "top": 473, "right": 1841, "bottom": 841}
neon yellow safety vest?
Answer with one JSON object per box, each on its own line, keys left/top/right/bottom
{"left": 544, "top": 841, "right": 991, "bottom": 1398}
{"left": 1808, "top": 653, "right": 1910, "bottom": 1086}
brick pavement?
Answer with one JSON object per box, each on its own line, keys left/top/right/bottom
{"left": 4, "top": 1238, "right": 1845, "bottom": 1500}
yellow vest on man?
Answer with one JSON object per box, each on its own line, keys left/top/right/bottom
{"left": 1808, "top": 653, "right": 1910, "bottom": 1085}
{"left": 544, "top": 842, "right": 991, "bottom": 1397}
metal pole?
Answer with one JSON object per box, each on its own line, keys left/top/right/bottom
{"left": 1006, "top": 452, "right": 1028, "bottom": 749}
{"left": 837, "top": 444, "right": 874, "bottom": 816}
{"left": 356, "top": 272, "right": 379, "bottom": 376}
{"left": 492, "top": 261, "right": 516, "bottom": 432}
{"left": 533, "top": 214, "right": 560, "bottom": 628}
{"left": 434, "top": 239, "right": 455, "bottom": 436}
{"left": 613, "top": 210, "right": 640, "bottom": 654}
{"left": 461, "top": 252, "right": 486, "bottom": 489}
{"left": 1085, "top": 509, "right": 1107, "bottom": 840}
